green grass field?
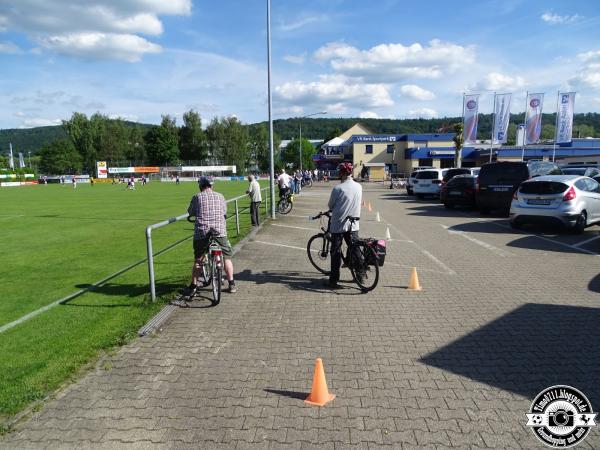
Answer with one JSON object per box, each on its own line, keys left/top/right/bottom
{"left": 0, "top": 180, "right": 269, "bottom": 421}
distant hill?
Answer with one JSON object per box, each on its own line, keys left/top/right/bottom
{"left": 3, "top": 112, "right": 599, "bottom": 154}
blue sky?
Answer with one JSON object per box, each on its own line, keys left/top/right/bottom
{"left": 0, "top": 0, "right": 599, "bottom": 129}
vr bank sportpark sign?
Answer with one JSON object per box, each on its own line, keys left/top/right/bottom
{"left": 107, "top": 166, "right": 160, "bottom": 174}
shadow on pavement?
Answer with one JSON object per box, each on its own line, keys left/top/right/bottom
{"left": 264, "top": 389, "right": 307, "bottom": 400}
{"left": 420, "top": 303, "right": 600, "bottom": 403}
{"left": 235, "top": 269, "right": 363, "bottom": 295}
{"left": 588, "top": 274, "right": 600, "bottom": 293}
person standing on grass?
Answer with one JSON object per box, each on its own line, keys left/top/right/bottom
{"left": 326, "top": 162, "right": 363, "bottom": 288}
{"left": 246, "top": 174, "right": 262, "bottom": 226}
{"left": 183, "top": 177, "right": 237, "bottom": 296}
{"left": 72, "top": 176, "right": 77, "bottom": 189}
{"left": 176, "top": 175, "right": 180, "bottom": 185}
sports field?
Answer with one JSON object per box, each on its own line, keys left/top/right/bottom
{"left": 0, "top": 180, "right": 268, "bottom": 421}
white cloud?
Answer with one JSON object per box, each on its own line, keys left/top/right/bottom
{"left": 474, "top": 72, "right": 526, "bottom": 91}
{"left": 0, "top": 41, "right": 21, "bottom": 54}
{"left": 314, "top": 39, "right": 475, "bottom": 83}
{"left": 20, "top": 118, "right": 62, "bottom": 128}
{"left": 0, "top": 0, "right": 191, "bottom": 61}
{"left": 283, "top": 53, "right": 306, "bottom": 64}
{"left": 541, "top": 12, "right": 582, "bottom": 25}
{"left": 399, "top": 84, "right": 436, "bottom": 101}
{"left": 39, "top": 32, "right": 161, "bottom": 62}
{"left": 407, "top": 108, "right": 438, "bottom": 119}
{"left": 274, "top": 75, "right": 394, "bottom": 113}
{"left": 359, "top": 111, "right": 380, "bottom": 119}
{"left": 278, "top": 15, "right": 328, "bottom": 32}
{"left": 571, "top": 63, "right": 600, "bottom": 90}
{"left": 579, "top": 50, "right": 600, "bottom": 63}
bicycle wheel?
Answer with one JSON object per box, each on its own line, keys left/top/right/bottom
{"left": 307, "top": 234, "right": 331, "bottom": 274}
{"left": 211, "top": 258, "right": 222, "bottom": 304}
{"left": 278, "top": 198, "right": 293, "bottom": 214}
{"left": 349, "top": 241, "right": 379, "bottom": 292}
{"left": 200, "top": 258, "right": 211, "bottom": 287}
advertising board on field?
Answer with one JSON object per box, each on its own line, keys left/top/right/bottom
{"left": 96, "top": 161, "right": 108, "bottom": 179}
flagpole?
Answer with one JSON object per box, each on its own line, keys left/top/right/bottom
{"left": 490, "top": 93, "right": 496, "bottom": 163}
{"left": 552, "top": 91, "right": 559, "bottom": 162}
{"left": 522, "top": 91, "right": 528, "bottom": 161}
{"left": 460, "top": 93, "right": 465, "bottom": 168}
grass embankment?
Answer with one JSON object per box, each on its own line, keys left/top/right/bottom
{"left": 0, "top": 180, "right": 269, "bottom": 421}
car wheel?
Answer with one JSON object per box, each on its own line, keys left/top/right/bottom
{"left": 572, "top": 211, "right": 587, "bottom": 234}
{"left": 444, "top": 202, "right": 453, "bottom": 209}
{"left": 406, "top": 188, "right": 413, "bottom": 196}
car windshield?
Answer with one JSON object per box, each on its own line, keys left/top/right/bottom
{"left": 445, "top": 169, "right": 470, "bottom": 179}
{"left": 416, "top": 171, "right": 439, "bottom": 179}
{"left": 519, "top": 181, "right": 569, "bottom": 195}
{"left": 479, "top": 162, "right": 529, "bottom": 184}
{"left": 561, "top": 168, "right": 587, "bottom": 176}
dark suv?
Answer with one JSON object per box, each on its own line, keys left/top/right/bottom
{"left": 476, "top": 160, "right": 562, "bottom": 214}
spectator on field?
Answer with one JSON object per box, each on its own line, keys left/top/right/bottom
{"left": 327, "top": 162, "right": 363, "bottom": 288}
{"left": 295, "top": 170, "right": 303, "bottom": 194}
{"left": 176, "top": 175, "right": 180, "bottom": 185}
{"left": 72, "top": 176, "right": 77, "bottom": 189}
{"left": 277, "top": 169, "right": 292, "bottom": 198}
{"left": 246, "top": 175, "right": 262, "bottom": 226}
{"left": 183, "top": 177, "right": 237, "bottom": 296}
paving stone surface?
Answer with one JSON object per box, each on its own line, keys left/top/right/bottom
{"left": 2, "top": 183, "right": 600, "bottom": 449}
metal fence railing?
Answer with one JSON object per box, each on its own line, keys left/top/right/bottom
{"left": 145, "top": 187, "right": 270, "bottom": 301}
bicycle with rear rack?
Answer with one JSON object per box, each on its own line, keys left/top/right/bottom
{"left": 180, "top": 217, "right": 224, "bottom": 305}
{"left": 277, "top": 190, "right": 294, "bottom": 214}
{"left": 307, "top": 211, "right": 382, "bottom": 292}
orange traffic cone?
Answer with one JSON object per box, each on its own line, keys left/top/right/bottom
{"left": 305, "top": 358, "right": 335, "bottom": 406}
{"left": 407, "top": 267, "right": 422, "bottom": 291}
{"left": 368, "top": 203, "right": 372, "bottom": 212}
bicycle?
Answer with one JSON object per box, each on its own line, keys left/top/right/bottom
{"left": 186, "top": 216, "right": 224, "bottom": 305}
{"left": 306, "top": 211, "right": 380, "bottom": 292}
{"left": 277, "top": 190, "right": 294, "bottom": 214}
{"left": 389, "top": 178, "right": 406, "bottom": 189}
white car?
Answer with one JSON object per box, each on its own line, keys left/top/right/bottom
{"left": 509, "top": 175, "right": 600, "bottom": 233}
{"left": 413, "top": 169, "right": 449, "bottom": 198}
{"left": 406, "top": 166, "right": 434, "bottom": 195}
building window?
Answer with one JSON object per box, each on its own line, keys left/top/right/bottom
{"left": 414, "top": 140, "right": 427, "bottom": 147}
{"left": 418, "top": 158, "right": 433, "bottom": 167}
{"left": 387, "top": 144, "right": 394, "bottom": 154}
{"left": 365, "top": 145, "right": 373, "bottom": 154}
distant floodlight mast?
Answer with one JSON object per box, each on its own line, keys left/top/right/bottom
{"left": 267, "top": 0, "right": 276, "bottom": 218}
{"left": 299, "top": 111, "right": 327, "bottom": 171}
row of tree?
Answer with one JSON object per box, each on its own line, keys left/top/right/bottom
{"left": 37, "top": 111, "right": 299, "bottom": 175}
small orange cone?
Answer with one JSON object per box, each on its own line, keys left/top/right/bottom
{"left": 305, "top": 358, "right": 335, "bottom": 406}
{"left": 407, "top": 267, "right": 422, "bottom": 291}
{"left": 368, "top": 203, "right": 372, "bottom": 212}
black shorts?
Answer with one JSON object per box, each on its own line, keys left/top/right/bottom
{"left": 193, "top": 236, "right": 233, "bottom": 260}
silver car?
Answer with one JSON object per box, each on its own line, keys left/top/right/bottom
{"left": 509, "top": 175, "right": 600, "bottom": 233}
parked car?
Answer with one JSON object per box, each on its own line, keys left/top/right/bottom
{"left": 560, "top": 166, "right": 600, "bottom": 178}
{"left": 477, "top": 160, "right": 562, "bottom": 214}
{"left": 440, "top": 175, "right": 477, "bottom": 208}
{"left": 510, "top": 175, "right": 600, "bottom": 233}
{"left": 442, "top": 167, "right": 480, "bottom": 184}
{"left": 406, "top": 166, "right": 434, "bottom": 195}
{"left": 413, "top": 169, "right": 449, "bottom": 198}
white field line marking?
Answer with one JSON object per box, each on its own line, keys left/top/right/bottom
{"left": 488, "top": 221, "right": 600, "bottom": 256}
{"left": 573, "top": 234, "right": 600, "bottom": 248}
{"left": 384, "top": 220, "right": 456, "bottom": 275}
{"left": 271, "top": 224, "right": 316, "bottom": 231}
{"left": 254, "top": 240, "right": 314, "bottom": 252}
{"left": 441, "top": 225, "right": 513, "bottom": 257}
{"left": 0, "top": 235, "right": 193, "bottom": 334}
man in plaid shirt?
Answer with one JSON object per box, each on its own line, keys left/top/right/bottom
{"left": 182, "top": 177, "right": 236, "bottom": 296}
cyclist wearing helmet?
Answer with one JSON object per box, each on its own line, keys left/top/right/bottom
{"left": 327, "top": 162, "right": 363, "bottom": 288}
{"left": 182, "top": 176, "right": 237, "bottom": 296}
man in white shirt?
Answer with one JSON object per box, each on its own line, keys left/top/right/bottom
{"left": 327, "top": 162, "right": 363, "bottom": 288}
{"left": 246, "top": 175, "right": 262, "bottom": 226}
{"left": 277, "top": 169, "right": 292, "bottom": 198}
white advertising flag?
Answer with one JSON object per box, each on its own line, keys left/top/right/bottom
{"left": 493, "top": 93, "right": 512, "bottom": 145}
{"left": 463, "top": 94, "right": 480, "bottom": 145}
{"left": 556, "top": 92, "right": 576, "bottom": 144}
{"left": 525, "top": 93, "right": 544, "bottom": 145}
{"left": 18, "top": 152, "right": 25, "bottom": 168}
{"left": 9, "top": 142, "right": 14, "bottom": 169}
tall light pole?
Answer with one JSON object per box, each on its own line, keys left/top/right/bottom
{"left": 299, "top": 111, "right": 326, "bottom": 171}
{"left": 267, "top": 0, "right": 276, "bottom": 218}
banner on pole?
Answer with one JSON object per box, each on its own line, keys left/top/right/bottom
{"left": 18, "top": 153, "right": 25, "bottom": 168}
{"left": 463, "top": 94, "right": 480, "bottom": 144}
{"left": 96, "top": 161, "right": 108, "bottom": 179}
{"left": 493, "top": 93, "right": 512, "bottom": 145}
{"left": 525, "top": 93, "right": 544, "bottom": 145}
{"left": 556, "top": 92, "right": 576, "bottom": 144}
{"left": 9, "top": 143, "right": 14, "bottom": 170}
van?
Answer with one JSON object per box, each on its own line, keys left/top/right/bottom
{"left": 406, "top": 166, "right": 434, "bottom": 195}
{"left": 413, "top": 169, "right": 449, "bottom": 198}
{"left": 476, "top": 161, "right": 562, "bottom": 214}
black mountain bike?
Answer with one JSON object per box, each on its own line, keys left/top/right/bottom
{"left": 277, "top": 191, "right": 294, "bottom": 214}
{"left": 307, "top": 211, "right": 380, "bottom": 292}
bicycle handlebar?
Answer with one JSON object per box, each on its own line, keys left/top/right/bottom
{"left": 309, "top": 211, "right": 360, "bottom": 224}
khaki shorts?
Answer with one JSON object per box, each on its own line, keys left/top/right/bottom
{"left": 193, "top": 236, "right": 233, "bottom": 260}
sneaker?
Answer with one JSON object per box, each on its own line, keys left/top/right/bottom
{"left": 228, "top": 282, "right": 237, "bottom": 293}
{"left": 180, "top": 284, "right": 197, "bottom": 297}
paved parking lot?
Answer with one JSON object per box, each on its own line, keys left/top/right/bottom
{"left": 2, "top": 183, "right": 599, "bottom": 449}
